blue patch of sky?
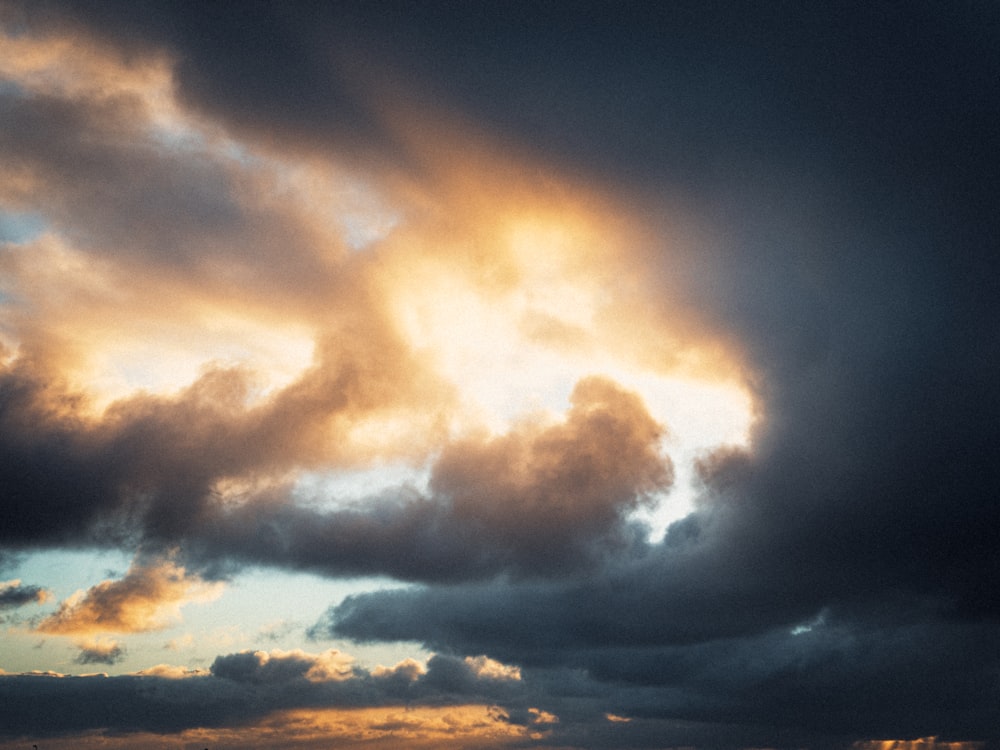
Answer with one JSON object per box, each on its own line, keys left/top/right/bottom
{"left": 8, "top": 549, "right": 134, "bottom": 602}
{"left": 185, "top": 569, "right": 429, "bottom": 668}
{"left": 329, "top": 178, "right": 399, "bottom": 252}
{"left": 339, "top": 210, "right": 399, "bottom": 251}
{"left": 220, "top": 139, "right": 263, "bottom": 168}
{"left": 148, "top": 122, "right": 207, "bottom": 154}
{"left": 146, "top": 118, "right": 262, "bottom": 173}
{"left": 0, "top": 548, "right": 428, "bottom": 674}
{"left": 0, "top": 209, "right": 46, "bottom": 245}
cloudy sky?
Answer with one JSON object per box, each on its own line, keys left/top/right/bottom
{"left": 1, "top": 2, "right": 998, "bottom": 748}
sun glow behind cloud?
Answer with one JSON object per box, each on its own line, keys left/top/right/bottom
{"left": 0, "top": 20, "right": 756, "bottom": 538}
{"left": 377, "top": 207, "right": 754, "bottom": 531}
{"left": 0, "top": 13, "right": 756, "bottom": 680}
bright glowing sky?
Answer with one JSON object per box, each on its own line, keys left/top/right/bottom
{"left": 1, "top": 3, "right": 998, "bottom": 750}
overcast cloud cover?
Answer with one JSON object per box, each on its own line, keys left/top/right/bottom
{"left": 1, "top": 1, "right": 998, "bottom": 748}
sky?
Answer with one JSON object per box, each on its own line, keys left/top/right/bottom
{"left": 0, "top": 1, "right": 998, "bottom": 748}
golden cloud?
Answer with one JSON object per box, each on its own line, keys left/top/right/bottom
{"left": 36, "top": 557, "right": 223, "bottom": 636}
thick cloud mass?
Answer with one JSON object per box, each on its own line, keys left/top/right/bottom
{"left": 0, "top": 649, "right": 527, "bottom": 738}
{"left": 195, "top": 376, "right": 670, "bottom": 580}
{"left": 1, "top": 1, "right": 999, "bottom": 748}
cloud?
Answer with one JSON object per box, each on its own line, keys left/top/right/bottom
{"left": 1, "top": 640, "right": 990, "bottom": 749}
{"left": 211, "top": 648, "right": 355, "bottom": 685}
{"left": 36, "top": 557, "right": 223, "bottom": 636}
{"left": 0, "top": 648, "right": 532, "bottom": 741}
{"left": 74, "top": 637, "right": 124, "bottom": 665}
{"left": 323, "top": 588, "right": 1000, "bottom": 743}
{"left": 198, "top": 376, "right": 670, "bottom": 581}
{"left": 1, "top": 2, "right": 999, "bottom": 749}
{"left": 0, "top": 14, "right": 696, "bottom": 585}
{"left": 0, "top": 579, "right": 50, "bottom": 609}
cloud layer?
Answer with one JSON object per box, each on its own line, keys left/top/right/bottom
{"left": 1, "top": 2, "right": 998, "bottom": 749}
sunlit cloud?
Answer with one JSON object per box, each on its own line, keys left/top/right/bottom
{"left": 854, "top": 740, "right": 986, "bottom": 750}
{"left": 230, "top": 705, "right": 531, "bottom": 748}
{"left": 36, "top": 557, "right": 224, "bottom": 636}
{"left": 136, "top": 663, "right": 209, "bottom": 679}
{"left": 464, "top": 655, "right": 522, "bottom": 682}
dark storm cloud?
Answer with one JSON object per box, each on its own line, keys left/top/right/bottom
{"left": 327, "top": 591, "right": 1000, "bottom": 744}
{"left": 0, "top": 365, "right": 121, "bottom": 545}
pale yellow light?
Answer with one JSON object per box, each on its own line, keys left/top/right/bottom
{"left": 380, "top": 211, "right": 756, "bottom": 532}
{"left": 82, "top": 314, "right": 316, "bottom": 412}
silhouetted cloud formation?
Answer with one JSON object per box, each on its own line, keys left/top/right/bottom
{"left": 74, "top": 638, "right": 125, "bottom": 666}
{"left": 0, "top": 649, "right": 528, "bottom": 737}
{"left": 0, "top": 580, "right": 49, "bottom": 609}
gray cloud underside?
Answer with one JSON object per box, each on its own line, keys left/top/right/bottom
{"left": 0, "top": 583, "right": 46, "bottom": 609}
{"left": 74, "top": 643, "right": 125, "bottom": 666}
{"left": 1, "top": 631, "right": 994, "bottom": 749}
{"left": 1, "top": 369, "right": 668, "bottom": 580}
{"left": 0, "top": 652, "right": 524, "bottom": 739}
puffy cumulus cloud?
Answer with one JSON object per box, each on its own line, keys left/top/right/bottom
{"left": 5, "top": 641, "right": 989, "bottom": 750}
{"left": 211, "top": 648, "right": 356, "bottom": 684}
{"left": 0, "top": 20, "right": 462, "bottom": 554}
{"left": 0, "top": 579, "right": 50, "bottom": 608}
{"left": 36, "top": 557, "right": 223, "bottom": 636}
{"left": 73, "top": 637, "right": 124, "bottom": 666}
{"left": 198, "top": 376, "right": 671, "bottom": 581}
{"left": 428, "top": 377, "right": 671, "bottom": 569}
{"left": 371, "top": 657, "right": 425, "bottom": 682}
{"left": 464, "top": 655, "right": 521, "bottom": 682}
{"left": 0, "top": 323, "right": 444, "bottom": 545}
